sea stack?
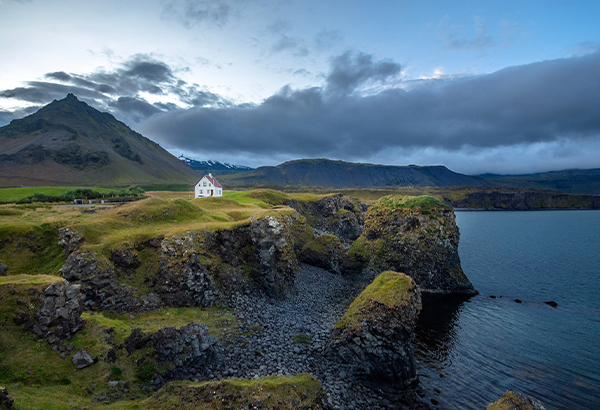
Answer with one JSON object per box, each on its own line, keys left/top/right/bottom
{"left": 348, "top": 195, "right": 477, "bottom": 294}
{"left": 326, "top": 271, "right": 422, "bottom": 385}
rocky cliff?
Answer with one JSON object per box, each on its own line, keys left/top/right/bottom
{"left": 57, "top": 212, "right": 302, "bottom": 313}
{"left": 348, "top": 195, "right": 476, "bottom": 294}
{"left": 326, "top": 271, "right": 422, "bottom": 385}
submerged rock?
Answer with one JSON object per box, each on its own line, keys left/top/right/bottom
{"left": 326, "top": 271, "right": 422, "bottom": 386}
{"left": 348, "top": 195, "right": 476, "bottom": 294}
{"left": 487, "top": 391, "right": 546, "bottom": 409}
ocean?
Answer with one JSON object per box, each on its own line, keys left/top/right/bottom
{"left": 414, "top": 211, "right": 600, "bottom": 409}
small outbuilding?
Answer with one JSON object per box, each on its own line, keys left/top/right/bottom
{"left": 195, "top": 173, "right": 223, "bottom": 198}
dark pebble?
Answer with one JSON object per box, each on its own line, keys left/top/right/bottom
{"left": 514, "top": 299, "right": 522, "bottom": 304}
{"left": 489, "top": 295, "right": 496, "bottom": 299}
{"left": 544, "top": 301, "right": 558, "bottom": 308}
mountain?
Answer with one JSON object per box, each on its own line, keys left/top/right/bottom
{"left": 0, "top": 94, "right": 198, "bottom": 187}
{"left": 220, "top": 158, "right": 490, "bottom": 188}
{"left": 481, "top": 168, "right": 600, "bottom": 195}
{"left": 178, "top": 155, "right": 253, "bottom": 175}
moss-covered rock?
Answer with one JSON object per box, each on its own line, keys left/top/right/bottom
{"left": 487, "top": 391, "right": 547, "bottom": 410}
{"left": 348, "top": 195, "right": 476, "bottom": 295}
{"left": 142, "top": 374, "right": 331, "bottom": 410}
{"left": 326, "top": 271, "right": 421, "bottom": 385}
{"left": 285, "top": 194, "right": 365, "bottom": 247}
{"left": 299, "top": 234, "right": 347, "bottom": 274}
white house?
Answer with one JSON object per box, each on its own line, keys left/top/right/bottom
{"left": 195, "top": 173, "right": 223, "bottom": 198}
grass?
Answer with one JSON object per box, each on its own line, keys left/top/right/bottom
{"left": 292, "top": 333, "right": 312, "bottom": 345}
{"left": 334, "top": 271, "right": 414, "bottom": 331}
{"left": 0, "top": 280, "right": 238, "bottom": 409}
{"left": 371, "top": 195, "right": 451, "bottom": 214}
{"left": 137, "top": 374, "right": 325, "bottom": 410}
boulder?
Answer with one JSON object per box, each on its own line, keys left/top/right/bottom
{"left": 487, "top": 391, "right": 546, "bottom": 410}
{"left": 299, "top": 234, "right": 348, "bottom": 274}
{"left": 72, "top": 348, "right": 94, "bottom": 369}
{"left": 0, "top": 262, "right": 8, "bottom": 276}
{"left": 326, "top": 271, "right": 421, "bottom": 385}
{"left": 0, "top": 388, "right": 14, "bottom": 409}
{"left": 348, "top": 195, "right": 476, "bottom": 294}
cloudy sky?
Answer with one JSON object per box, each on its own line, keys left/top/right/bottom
{"left": 1, "top": 0, "right": 600, "bottom": 174}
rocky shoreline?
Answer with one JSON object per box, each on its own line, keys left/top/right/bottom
{"left": 190, "top": 264, "right": 427, "bottom": 410}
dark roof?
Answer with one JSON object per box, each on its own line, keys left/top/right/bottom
{"left": 201, "top": 174, "right": 222, "bottom": 188}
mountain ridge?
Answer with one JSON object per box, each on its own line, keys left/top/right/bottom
{"left": 0, "top": 94, "right": 198, "bottom": 187}
{"left": 220, "top": 158, "right": 490, "bottom": 188}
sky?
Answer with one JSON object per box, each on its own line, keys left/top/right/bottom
{"left": 1, "top": 0, "right": 600, "bottom": 174}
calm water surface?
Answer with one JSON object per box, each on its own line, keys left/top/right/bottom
{"left": 414, "top": 211, "right": 600, "bottom": 409}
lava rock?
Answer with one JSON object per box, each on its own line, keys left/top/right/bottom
{"left": 72, "top": 348, "right": 94, "bottom": 369}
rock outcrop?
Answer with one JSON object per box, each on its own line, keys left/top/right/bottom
{"left": 285, "top": 194, "right": 366, "bottom": 247}
{"left": 348, "top": 195, "right": 476, "bottom": 294}
{"left": 325, "top": 271, "right": 422, "bottom": 385}
{"left": 487, "top": 391, "right": 546, "bottom": 410}
{"left": 125, "top": 322, "right": 220, "bottom": 382}
{"left": 299, "top": 234, "right": 348, "bottom": 274}
{"left": 14, "top": 281, "right": 85, "bottom": 344}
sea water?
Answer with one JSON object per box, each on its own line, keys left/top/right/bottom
{"left": 414, "top": 211, "right": 600, "bottom": 409}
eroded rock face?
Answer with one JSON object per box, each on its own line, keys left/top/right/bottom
{"left": 299, "top": 234, "right": 348, "bottom": 274}
{"left": 14, "top": 281, "right": 85, "bottom": 344}
{"left": 285, "top": 194, "right": 366, "bottom": 247}
{"left": 59, "top": 250, "right": 163, "bottom": 312}
{"left": 250, "top": 215, "right": 298, "bottom": 299}
{"left": 349, "top": 196, "right": 476, "bottom": 294}
{"left": 125, "top": 322, "right": 220, "bottom": 375}
{"left": 325, "top": 271, "right": 422, "bottom": 385}
{"left": 58, "top": 227, "right": 83, "bottom": 256}
{"left": 152, "top": 252, "right": 221, "bottom": 308}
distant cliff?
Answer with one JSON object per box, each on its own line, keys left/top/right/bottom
{"left": 220, "top": 158, "right": 489, "bottom": 189}
{"left": 444, "top": 188, "right": 600, "bottom": 210}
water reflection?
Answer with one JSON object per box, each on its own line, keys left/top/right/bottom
{"left": 414, "top": 294, "right": 471, "bottom": 365}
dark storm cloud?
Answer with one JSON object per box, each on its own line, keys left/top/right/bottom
{"left": 161, "top": 0, "right": 230, "bottom": 28}
{"left": 138, "top": 50, "right": 600, "bottom": 162}
{"left": 108, "top": 96, "right": 162, "bottom": 123}
{"left": 0, "top": 54, "right": 227, "bottom": 124}
{"left": 325, "top": 51, "right": 402, "bottom": 95}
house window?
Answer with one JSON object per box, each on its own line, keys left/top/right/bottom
{"left": 203, "top": 182, "right": 207, "bottom": 186}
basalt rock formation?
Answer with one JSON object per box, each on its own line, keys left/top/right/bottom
{"left": 125, "top": 322, "right": 221, "bottom": 384}
{"left": 348, "top": 195, "right": 476, "bottom": 295}
{"left": 299, "top": 234, "right": 348, "bottom": 274}
{"left": 13, "top": 280, "right": 85, "bottom": 344}
{"left": 325, "top": 271, "right": 422, "bottom": 385}
{"left": 284, "top": 194, "right": 366, "bottom": 248}
{"left": 57, "top": 212, "right": 302, "bottom": 313}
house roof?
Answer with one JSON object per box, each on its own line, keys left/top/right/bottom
{"left": 200, "top": 174, "right": 222, "bottom": 188}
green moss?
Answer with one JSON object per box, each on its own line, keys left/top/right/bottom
{"left": 293, "top": 333, "right": 311, "bottom": 345}
{"left": 371, "top": 195, "right": 451, "bottom": 215}
{"left": 334, "top": 271, "right": 414, "bottom": 331}
{"left": 140, "top": 374, "right": 325, "bottom": 410}
{"left": 487, "top": 391, "right": 541, "bottom": 410}
{"left": 302, "top": 234, "right": 342, "bottom": 254}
